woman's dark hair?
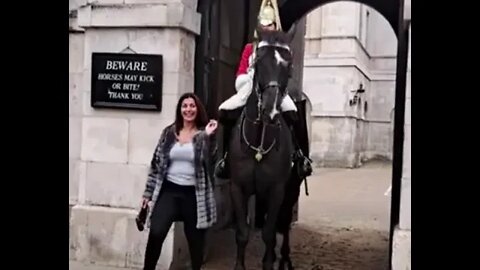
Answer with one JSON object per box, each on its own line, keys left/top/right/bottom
{"left": 174, "top": 93, "right": 209, "bottom": 134}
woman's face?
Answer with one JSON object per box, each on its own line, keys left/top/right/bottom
{"left": 181, "top": 97, "right": 198, "bottom": 123}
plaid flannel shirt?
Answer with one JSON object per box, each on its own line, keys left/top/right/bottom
{"left": 142, "top": 124, "right": 217, "bottom": 229}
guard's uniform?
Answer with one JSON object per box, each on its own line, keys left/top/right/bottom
{"left": 218, "top": 42, "right": 297, "bottom": 112}
{"left": 215, "top": 0, "right": 312, "bottom": 180}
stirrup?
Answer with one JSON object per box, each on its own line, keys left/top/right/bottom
{"left": 300, "top": 156, "right": 313, "bottom": 178}
{"left": 294, "top": 150, "right": 313, "bottom": 178}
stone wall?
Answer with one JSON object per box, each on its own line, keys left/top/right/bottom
{"left": 69, "top": 0, "right": 201, "bottom": 268}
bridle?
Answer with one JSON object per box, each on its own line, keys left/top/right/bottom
{"left": 240, "top": 42, "right": 292, "bottom": 161}
{"left": 250, "top": 42, "right": 291, "bottom": 120}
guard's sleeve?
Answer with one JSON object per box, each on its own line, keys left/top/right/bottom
{"left": 236, "top": 43, "right": 253, "bottom": 77}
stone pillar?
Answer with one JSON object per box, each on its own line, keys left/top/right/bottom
{"left": 304, "top": 6, "right": 322, "bottom": 56}
{"left": 69, "top": 0, "right": 201, "bottom": 268}
{"left": 303, "top": 2, "right": 368, "bottom": 168}
{"left": 288, "top": 17, "right": 307, "bottom": 101}
{"left": 365, "top": 9, "right": 398, "bottom": 161}
{"left": 69, "top": 3, "right": 85, "bottom": 208}
{"left": 392, "top": 19, "right": 411, "bottom": 270}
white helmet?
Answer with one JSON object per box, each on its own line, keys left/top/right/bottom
{"left": 258, "top": 0, "right": 282, "bottom": 30}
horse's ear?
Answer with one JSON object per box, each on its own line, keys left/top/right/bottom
{"left": 285, "top": 23, "right": 297, "bottom": 44}
{"left": 256, "top": 26, "right": 264, "bottom": 41}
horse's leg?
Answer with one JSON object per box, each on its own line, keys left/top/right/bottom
{"left": 277, "top": 210, "right": 291, "bottom": 270}
{"left": 262, "top": 185, "right": 285, "bottom": 270}
{"left": 231, "top": 183, "right": 249, "bottom": 270}
{"left": 279, "top": 173, "right": 301, "bottom": 270}
{"left": 279, "top": 230, "right": 293, "bottom": 270}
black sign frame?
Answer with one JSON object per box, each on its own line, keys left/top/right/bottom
{"left": 91, "top": 52, "right": 163, "bottom": 111}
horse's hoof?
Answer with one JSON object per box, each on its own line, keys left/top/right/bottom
{"left": 278, "top": 259, "right": 293, "bottom": 270}
{"left": 234, "top": 263, "right": 245, "bottom": 270}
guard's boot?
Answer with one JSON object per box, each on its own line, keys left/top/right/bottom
{"left": 214, "top": 124, "right": 232, "bottom": 179}
{"left": 215, "top": 108, "right": 243, "bottom": 179}
{"left": 282, "top": 111, "right": 313, "bottom": 179}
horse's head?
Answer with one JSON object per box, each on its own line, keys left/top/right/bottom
{"left": 254, "top": 25, "right": 296, "bottom": 123}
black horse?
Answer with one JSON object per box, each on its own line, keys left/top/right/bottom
{"left": 227, "top": 27, "right": 298, "bottom": 270}
{"left": 254, "top": 102, "right": 311, "bottom": 270}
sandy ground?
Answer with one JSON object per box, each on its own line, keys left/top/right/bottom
{"left": 70, "top": 161, "right": 392, "bottom": 270}
{"left": 203, "top": 161, "right": 392, "bottom": 270}
{"left": 203, "top": 224, "right": 389, "bottom": 270}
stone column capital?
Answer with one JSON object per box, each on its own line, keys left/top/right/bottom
{"left": 77, "top": 2, "right": 201, "bottom": 35}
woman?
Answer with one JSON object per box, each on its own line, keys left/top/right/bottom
{"left": 140, "top": 93, "right": 218, "bottom": 270}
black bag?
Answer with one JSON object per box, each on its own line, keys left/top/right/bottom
{"left": 135, "top": 205, "right": 149, "bottom": 232}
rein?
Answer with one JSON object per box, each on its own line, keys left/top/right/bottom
{"left": 241, "top": 78, "right": 282, "bottom": 162}
{"left": 240, "top": 111, "right": 278, "bottom": 162}
{"left": 240, "top": 41, "right": 291, "bottom": 162}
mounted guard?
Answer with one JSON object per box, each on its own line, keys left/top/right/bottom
{"left": 214, "top": 1, "right": 313, "bottom": 269}
{"left": 215, "top": 0, "right": 312, "bottom": 180}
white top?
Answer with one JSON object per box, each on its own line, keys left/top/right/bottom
{"left": 166, "top": 142, "right": 196, "bottom": 186}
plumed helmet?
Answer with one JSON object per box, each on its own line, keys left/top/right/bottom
{"left": 257, "top": 0, "right": 282, "bottom": 30}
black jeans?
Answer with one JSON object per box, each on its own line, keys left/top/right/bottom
{"left": 143, "top": 180, "right": 206, "bottom": 270}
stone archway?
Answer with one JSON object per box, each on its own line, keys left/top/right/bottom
{"left": 279, "top": 0, "right": 401, "bottom": 33}
{"left": 276, "top": 0, "right": 409, "bottom": 268}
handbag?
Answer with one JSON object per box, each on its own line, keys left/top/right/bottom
{"left": 135, "top": 205, "right": 149, "bottom": 232}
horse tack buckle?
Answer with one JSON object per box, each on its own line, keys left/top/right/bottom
{"left": 255, "top": 152, "right": 263, "bottom": 161}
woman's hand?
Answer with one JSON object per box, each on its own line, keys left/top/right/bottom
{"left": 205, "top": 119, "right": 218, "bottom": 136}
{"left": 141, "top": 197, "right": 150, "bottom": 208}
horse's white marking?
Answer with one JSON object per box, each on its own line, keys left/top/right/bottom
{"left": 274, "top": 50, "right": 287, "bottom": 66}
{"left": 258, "top": 41, "right": 290, "bottom": 51}
{"left": 275, "top": 43, "right": 291, "bottom": 51}
{"left": 269, "top": 88, "right": 279, "bottom": 120}
{"left": 258, "top": 41, "right": 270, "bottom": 48}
